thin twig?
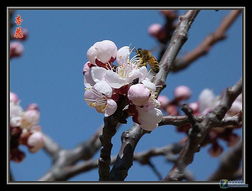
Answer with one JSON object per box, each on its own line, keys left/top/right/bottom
{"left": 41, "top": 142, "right": 183, "bottom": 181}
{"left": 42, "top": 134, "right": 61, "bottom": 161}
{"left": 171, "top": 10, "right": 242, "bottom": 72}
{"left": 39, "top": 127, "right": 103, "bottom": 181}
{"left": 98, "top": 96, "right": 128, "bottom": 181}
{"left": 147, "top": 160, "right": 163, "bottom": 180}
{"left": 153, "top": 10, "right": 200, "bottom": 96}
{"left": 163, "top": 78, "right": 242, "bottom": 181}
{"left": 159, "top": 114, "right": 241, "bottom": 128}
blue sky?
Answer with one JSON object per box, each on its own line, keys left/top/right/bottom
{"left": 9, "top": 9, "right": 242, "bottom": 181}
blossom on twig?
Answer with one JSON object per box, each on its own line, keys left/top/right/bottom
{"left": 83, "top": 40, "right": 163, "bottom": 131}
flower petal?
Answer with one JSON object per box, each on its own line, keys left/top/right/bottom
{"left": 198, "top": 89, "right": 216, "bottom": 113}
{"left": 127, "top": 84, "right": 150, "bottom": 106}
{"left": 116, "top": 46, "right": 130, "bottom": 65}
{"left": 105, "top": 70, "right": 127, "bottom": 89}
{"left": 105, "top": 99, "right": 117, "bottom": 117}
{"left": 94, "top": 81, "right": 112, "bottom": 97}
{"left": 87, "top": 45, "right": 97, "bottom": 64}
{"left": 94, "top": 40, "right": 117, "bottom": 63}
{"left": 137, "top": 107, "right": 163, "bottom": 131}
{"left": 142, "top": 78, "right": 156, "bottom": 91}
{"left": 27, "top": 132, "right": 45, "bottom": 153}
{"left": 91, "top": 66, "right": 107, "bottom": 83}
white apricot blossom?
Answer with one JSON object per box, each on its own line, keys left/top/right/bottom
{"left": 84, "top": 81, "right": 117, "bottom": 116}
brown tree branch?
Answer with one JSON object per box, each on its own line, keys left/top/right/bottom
{"left": 42, "top": 134, "right": 61, "bottom": 161}
{"left": 171, "top": 10, "right": 242, "bottom": 72}
{"left": 39, "top": 127, "right": 102, "bottom": 181}
{"left": 98, "top": 96, "right": 128, "bottom": 181}
{"left": 208, "top": 140, "right": 243, "bottom": 181}
{"left": 42, "top": 142, "right": 183, "bottom": 181}
{"left": 163, "top": 78, "right": 242, "bottom": 181}
{"left": 108, "top": 10, "right": 200, "bottom": 181}
{"left": 159, "top": 115, "right": 241, "bottom": 128}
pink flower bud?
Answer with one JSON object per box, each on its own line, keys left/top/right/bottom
{"left": 27, "top": 131, "right": 44, "bottom": 153}
{"left": 174, "top": 85, "right": 192, "bottom": 101}
{"left": 10, "top": 92, "right": 19, "bottom": 104}
{"left": 157, "top": 95, "right": 169, "bottom": 109}
{"left": 148, "top": 24, "right": 166, "bottom": 40}
{"left": 189, "top": 102, "right": 199, "bottom": 114}
{"left": 127, "top": 84, "right": 150, "bottom": 106}
{"left": 26, "top": 103, "right": 39, "bottom": 111}
{"left": 137, "top": 107, "right": 163, "bottom": 131}
{"left": 10, "top": 41, "right": 24, "bottom": 58}
{"left": 87, "top": 40, "right": 117, "bottom": 64}
{"left": 166, "top": 104, "right": 178, "bottom": 116}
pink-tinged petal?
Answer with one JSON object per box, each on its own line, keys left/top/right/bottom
{"left": 10, "top": 92, "right": 19, "bottom": 104}
{"left": 84, "top": 88, "right": 100, "bottom": 105}
{"left": 91, "top": 66, "right": 107, "bottom": 83}
{"left": 142, "top": 78, "right": 156, "bottom": 91}
{"left": 83, "top": 62, "right": 91, "bottom": 74}
{"left": 27, "top": 131, "right": 45, "bottom": 153}
{"left": 174, "top": 85, "right": 192, "bottom": 101}
{"left": 94, "top": 81, "right": 112, "bottom": 97}
{"left": 94, "top": 40, "right": 117, "bottom": 63}
{"left": 104, "top": 99, "right": 117, "bottom": 117}
{"left": 127, "top": 84, "right": 150, "bottom": 106}
{"left": 137, "top": 107, "right": 163, "bottom": 131}
{"left": 198, "top": 89, "right": 216, "bottom": 113}
{"left": 105, "top": 70, "right": 127, "bottom": 89}
{"left": 116, "top": 46, "right": 130, "bottom": 65}
{"left": 128, "top": 69, "right": 142, "bottom": 83}
{"left": 128, "top": 66, "right": 148, "bottom": 83}
{"left": 87, "top": 45, "right": 97, "bottom": 64}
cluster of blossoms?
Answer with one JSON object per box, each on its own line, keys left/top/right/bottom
{"left": 83, "top": 40, "right": 163, "bottom": 131}
{"left": 158, "top": 87, "right": 242, "bottom": 157}
{"left": 10, "top": 92, "right": 45, "bottom": 162}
